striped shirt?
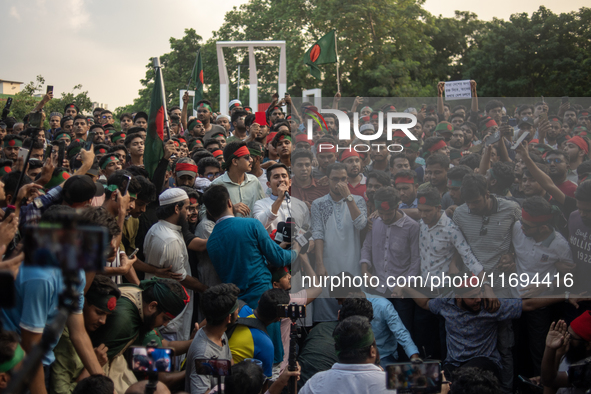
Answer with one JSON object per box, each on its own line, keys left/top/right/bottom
{"left": 452, "top": 196, "right": 521, "bottom": 274}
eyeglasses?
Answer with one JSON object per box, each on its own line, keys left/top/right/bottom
{"left": 102, "top": 116, "right": 113, "bottom": 119}
{"left": 546, "top": 158, "right": 563, "bottom": 164}
{"left": 206, "top": 172, "right": 223, "bottom": 179}
{"left": 480, "top": 216, "right": 490, "bottom": 236}
{"left": 240, "top": 155, "right": 251, "bottom": 161}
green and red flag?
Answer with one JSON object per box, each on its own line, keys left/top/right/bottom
{"left": 145, "top": 68, "right": 166, "bottom": 178}
{"left": 190, "top": 50, "right": 204, "bottom": 103}
{"left": 303, "top": 30, "right": 338, "bottom": 80}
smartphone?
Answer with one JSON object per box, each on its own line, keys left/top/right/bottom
{"left": 23, "top": 224, "right": 109, "bottom": 271}
{"left": 18, "top": 148, "right": 29, "bottom": 161}
{"left": 517, "top": 375, "right": 543, "bottom": 390}
{"left": 47, "top": 85, "right": 54, "bottom": 94}
{"left": 194, "top": 359, "right": 232, "bottom": 377}
{"left": 277, "top": 303, "right": 306, "bottom": 319}
{"left": 57, "top": 141, "right": 66, "bottom": 169}
{"left": 85, "top": 132, "right": 96, "bottom": 151}
{"left": 127, "top": 346, "right": 174, "bottom": 373}
{"left": 511, "top": 131, "right": 530, "bottom": 150}
{"left": 539, "top": 112, "right": 548, "bottom": 124}
{"left": 128, "top": 248, "right": 139, "bottom": 259}
{"left": 485, "top": 131, "right": 501, "bottom": 146}
{"left": 121, "top": 174, "right": 132, "bottom": 196}
{"left": 501, "top": 115, "right": 509, "bottom": 124}
{"left": 508, "top": 118, "right": 518, "bottom": 127}
{"left": 385, "top": 361, "right": 442, "bottom": 393}
{"left": 43, "top": 145, "right": 53, "bottom": 162}
{"left": 255, "top": 112, "right": 268, "bottom": 126}
{"left": 561, "top": 96, "right": 569, "bottom": 104}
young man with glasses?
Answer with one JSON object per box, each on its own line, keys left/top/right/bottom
{"left": 210, "top": 141, "right": 265, "bottom": 218}
{"left": 452, "top": 173, "right": 521, "bottom": 392}
{"left": 545, "top": 150, "right": 577, "bottom": 198}
{"left": 99, "top": 110, "right": 115, "bottom": 126}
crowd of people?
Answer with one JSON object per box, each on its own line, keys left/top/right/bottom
{"left": 0, "top": 79, "right": 590, "bottom": 394}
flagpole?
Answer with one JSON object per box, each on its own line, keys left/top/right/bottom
{"left": 334, "top": 31, "right": 340, "bottom": 93}
{"left": 152, "top": 56, "right": 171, "bottom": 141}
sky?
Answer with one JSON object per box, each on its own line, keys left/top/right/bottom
{"left": 0, "top": 0, "right": 588, "bottom": 110}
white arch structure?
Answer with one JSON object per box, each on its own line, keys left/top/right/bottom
{"left": 216, "top": 40, "right": 287, "bottom": 115}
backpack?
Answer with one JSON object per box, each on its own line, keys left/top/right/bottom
{"left": 225, "top": 299, "right": 268, "bottom": 340}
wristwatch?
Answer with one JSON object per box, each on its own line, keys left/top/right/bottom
{"left": 346, "top": 195, "right": 354, "bottom": 202}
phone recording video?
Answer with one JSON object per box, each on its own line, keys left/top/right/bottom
{"left": 23, "top": 224, "right": 109, "bottom": 272}
{"left": 194, "top": 359, "right": 232, "bottom": 377}
{"left": 276, "top": 303, "right": 306, "bottom": 319}
{"left": 385, "top": 361, "right": 442, "bottom": 393}
{"left": 128, "top": 346, "right": 174, "bottom": 373}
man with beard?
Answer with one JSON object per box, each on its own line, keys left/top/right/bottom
{"left": 227, "top": 110, "right": 248, "bottom": 142}
{"left": 196, "top": 100, "right": 226, "bottom": 137}
{"left": 211, "top": 141, "right": 265, "bottom": 217}
{"left": 49, "top": 112, "right": 62, "bottom": 135}
{"left": 51, "top": 275, "right": 121, "bottom": 394}
{"left": 420, "top": 153, "right": 449, "bottom": 197}
{"left": 291, "top": 149, "right": 329, "bottom": 208}
{"left": 545, "top": 150, "right": 577, "bottom": 198}
{"left": 98, "top": 155, "right": 122, "bottom": 179}
{"left": 271, "top": 128, "right": 292, "bottom": 169}
{"left": 187, "top": 119, "right": 205, "bottom": 139}
{"left": 216, "top": 114, "right": 231, "bottom": 135}
{"left": 364, "top": 171, "right": 391, "bottom": 215}
{"left": 365, "top": 136, "right": 390, "bottom": 174}
{"left": 173, "top": 157, "right": 198, "bottom": 188}
{"left": 313, "top": 136, "right": 337, "bottom": 180}
{"left": 564, "top": 136, "right": 589, "bottom": 182}
{"left": 143, "top": 188, "right": 208, "bottom": 343}
{"left": 90, "top": 278, "right": 189, "bottom": 391}
{"left": 2, "top": 135, "right": 23, "bottom": 161}
{"left": 89, "top": 124, "right": 106, "bottom": 145}
{"left": 178, "top": 186, "right": 200, "bottom": 234}
{"left": 340, "top": 150, "right": 366, "bottom": 199}
{"left": 541, "top": 315, "right": 591, "bottom": 390}
{"left": 388, "top": 152, "right": 411, "bottom": 181}
{"left": 449, "top": 129, "right": 465, "bottom": 150}
{"left": 185, "top": 284, "right": 240, "bottom": 394}
{"left": 393, "top": 170, "right": 418, "bottom": 209}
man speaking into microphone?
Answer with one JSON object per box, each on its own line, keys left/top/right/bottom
{"left": 253, "top": 163, "right": 312, "bottom": 240}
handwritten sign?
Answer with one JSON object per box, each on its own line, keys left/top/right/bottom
{"left": 444, "top": 80, "right": 471, "bottom": 101}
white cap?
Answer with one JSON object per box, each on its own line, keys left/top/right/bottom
{"left": 159, "top": 188, "right": 189, "bottom": 206}
{"left": 216, "top": 114, "right": 231, "bottom": 122}
{"left": 228, "top": 99, "right": 242, "bottom": 109}
{"left": 360, "top": 124, "right": 375, "bottom": 133}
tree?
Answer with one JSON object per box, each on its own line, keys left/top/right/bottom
{"left": 461, "top": 6, "right": 591, "bottom": 97}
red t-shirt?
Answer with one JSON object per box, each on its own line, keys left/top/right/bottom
{"left": 556, "top": 179, "right": 577, "bottom": 198}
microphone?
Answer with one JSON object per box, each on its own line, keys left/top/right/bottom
{"left": 284, "top": 191, "right": 290, "bottom": 201}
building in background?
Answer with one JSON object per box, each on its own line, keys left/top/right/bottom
{"left": 0, "top": 79, "right": 23, "bottom": 95}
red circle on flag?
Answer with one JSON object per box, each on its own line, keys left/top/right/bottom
{"left": 8, "top": 140, "right": 15, "bottom": 147}
{"left": 199, "top": 70, "right": 204, "bottom": 84}
{"left": 310, "top": 44, "right": 321, "bottom": 63}
{"left": 3, "top": 166, "right": 11, "bottom": 173}
{"left": 419, "top": 196, "right": 427, "bottom": 204}
{"left": 107, "top": 297, "right": 116, "bottom": 311}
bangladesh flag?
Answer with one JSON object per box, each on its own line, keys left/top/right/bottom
{"left": 191, "top": 50, "right": 204, "bottom": 103}
{"left": 144, "top": 66, "right": 166, "bottom": 178}
{"left": 303, "top": 30, "right": 337, "bottom": 80}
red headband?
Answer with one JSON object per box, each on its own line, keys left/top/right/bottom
{"left": 522, "top": 209, "right": 553, "bottom": 223}
{"left": 570, "top": 136, "right": 589, "bottom": 155}
{"left": 266, "top": 132, "right": 278, "bottom": 144}
{"left": 173, "top": 141, "right": 179, "bottom": 147}
{"left": 212, "top": 149, "right": 223, "bottom": 157}
{"left": 295, "top": 134, "right": 312, "bottom": 145}
{"left": 570, "top": 311, "right": 591, "bottom": 341}
{"left": 233, "top": 145, "right": 250, "bottom": 158}
{"left": 340, "top": 150, "right": 359, "bottom": 162}
{"left": 428, "top": 140, "right": 447, "bottom": 153}
{"left": 190, "top": 197, "right": 198, "bottom": 205}
{"left": 393, "top": 130, "right": 407, "bottom": 138}
{"left": 395, "top": 176, "right": 414, "bottom": 184}
{"left": 176, "top": 163, "right": 198, "bottom": 173}
{"left": 485, "top": 119, "right": 497, "bottom": 128}
{"left": 179, "top": 138, "right": 186, "bottom": 144}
